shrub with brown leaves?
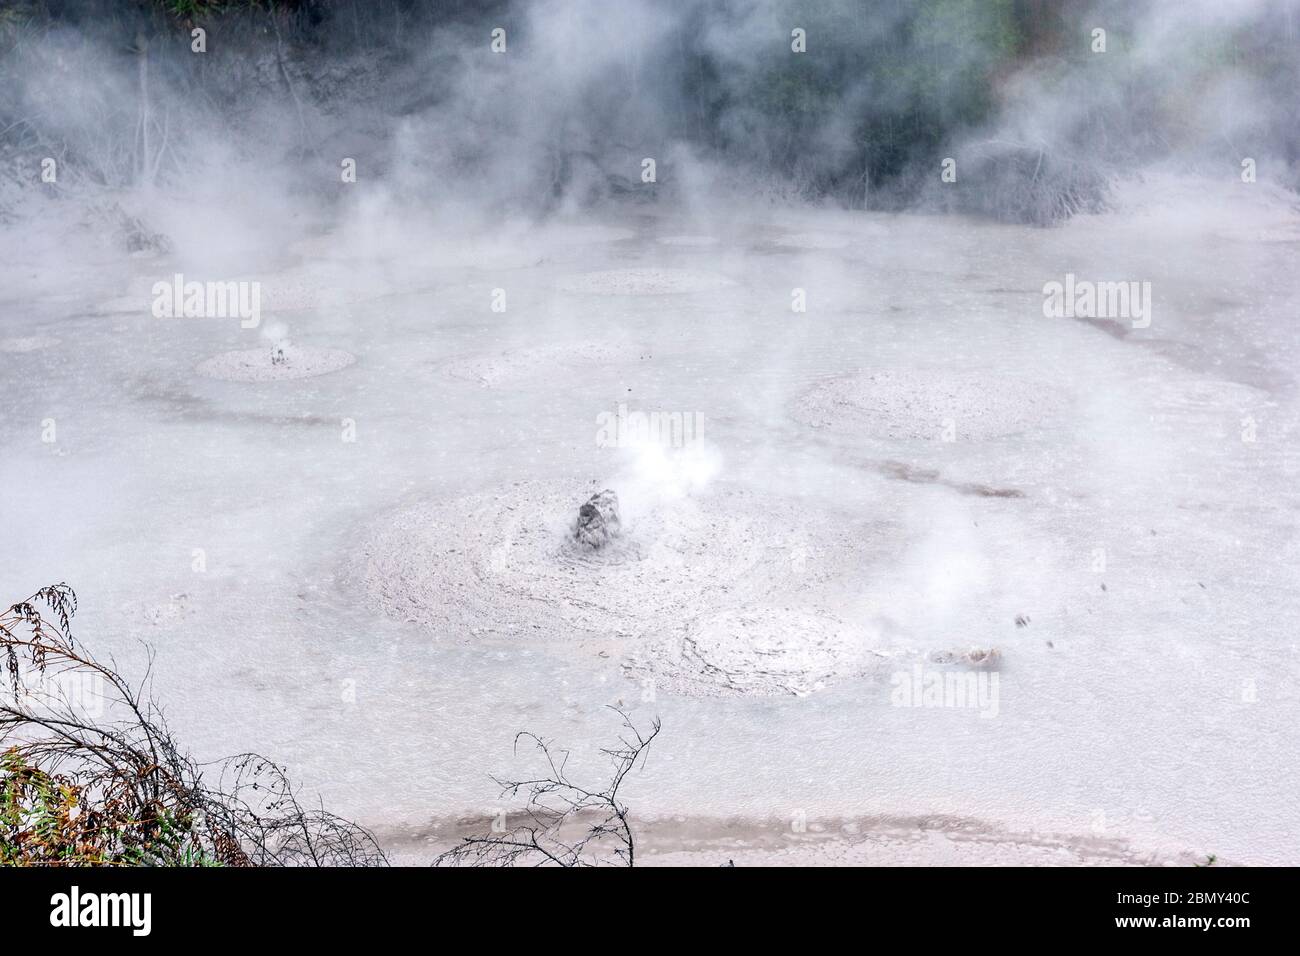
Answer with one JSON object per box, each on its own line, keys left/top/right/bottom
{"left": 1, "top": 584, "right": 386, "bottom": 867}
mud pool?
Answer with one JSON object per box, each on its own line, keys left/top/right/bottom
{"left": 3, "top": 187, "right": 1299, "bottom": 863}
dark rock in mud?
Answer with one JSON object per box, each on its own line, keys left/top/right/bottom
{"left": 573, "top": 490, "right": 621, "bottom": 549}
{"left": 100, "top": 204, "right": 172, "bottom": 254}
{"left": 88, "top": 202, "right": 172, "bottom": 255}
{"left": 122, "top": 214, "right": 172, "bottom": 254}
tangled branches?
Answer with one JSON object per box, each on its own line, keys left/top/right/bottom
{"left": 436, "top": 708, "right": 661, "bottom": 867}
{"left": 0, "top": 584, "right": 386, "bottom": 866}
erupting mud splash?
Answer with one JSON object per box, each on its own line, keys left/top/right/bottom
{"left": 351, "top": 479, "right": 910, "bottom": 697}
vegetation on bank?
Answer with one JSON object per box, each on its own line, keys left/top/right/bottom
{"left": 0, "top": 1, "right": 1295, "bottom": 221}
{"left": 0, "top": 1, "right": 1032, "bottom": 206}
{"left": 0, "top": 585, "right": 387, "bottom": 866}
{"left": 1, "top": 583, "right": 661, "bottom": 867}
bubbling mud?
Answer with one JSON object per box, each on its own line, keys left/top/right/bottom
{"left": 196, "top": 345, "right": 356, "bottom": 382}
{"left": 625, "top": 606, "right": 888, "bottom": 698}
{"left": 794, "top": 367, "right": 1071, "bottom": 441}
{"left": 774, "top": 231, "right": 852, "bottom": 250}
{"left": 0, "top": 335, "right": 60, "bottom": 353}
{"left": 555, "top": 267, "right": 736, "bottom": 295}
{"left": 440, "top": 340, "right": 652, "bottom": 388}
{"left": 658, "top": 235, "right": 720, "bottom": 247}
{"left": 353, "top": 480, "right": 900, "bottom": 696}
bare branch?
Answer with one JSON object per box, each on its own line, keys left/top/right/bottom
{"left": 435, "top": 706, "right": 661, "bottom": 868}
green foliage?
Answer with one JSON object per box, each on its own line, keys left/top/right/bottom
{"left": 159, "top": 0, "right": 297, "bottom": 18}
{"left": 687, "top": 0, "right": 1022, "bottom": 202}
{"left": 0, "top": 748, "right": 223, "bottom": 866}
{"left": 2, "top": 585, "right": 388, "bottom": 868}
